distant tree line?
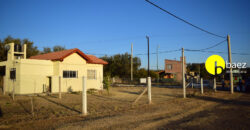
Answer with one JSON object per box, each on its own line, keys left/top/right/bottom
{"left": 0, "top": 36, "right": 66, "bottom": 61}
{"left": 101, "top": 53, "right": 158, "bottom": 79}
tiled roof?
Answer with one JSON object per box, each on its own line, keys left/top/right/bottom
{"left": 87, "top": 55, "right": 108, "bottom": 65}
{"left": 29, "top": 48, "right": 108, "bottom": 65}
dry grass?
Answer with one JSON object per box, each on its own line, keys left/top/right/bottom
{"left": 0, "top": 86, "right": 249, "bottom": 129}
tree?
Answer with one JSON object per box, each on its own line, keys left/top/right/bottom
{"left": 101, "top": 53, "right": 141, "bottom": 78}
{"left": 43, "top": 47, "right": 52, "bottom": 54}
{"left": 186, "top": 63, "right": 214, "bottom": 79}
{"left": 53, "top": 45, "right": 65, "bottom": 52}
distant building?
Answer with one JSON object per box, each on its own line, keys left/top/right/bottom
{"left": 160, "top": 57, "right": 186, "bottom": 82}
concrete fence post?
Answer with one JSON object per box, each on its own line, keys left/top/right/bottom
{"left": 82, "top": 76, "right": 87, "bottom": 115}
{"left": 12, "top": 80, "right": 15, "bottom": 100}
{"left": 147, "top": 77, "right": 152, "bottom": 104}
{"left": 59, "top": 76, "right": 61, "bottom": 99}
{"left": 201, "top": 78, "right": 203, "bottom": 94}
{"left": 214, "top": 78, "right": 216, "bottom": 92}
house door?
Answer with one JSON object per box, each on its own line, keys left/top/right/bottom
{"left": 46, "top": 77, "right": 52, "bottom": 93}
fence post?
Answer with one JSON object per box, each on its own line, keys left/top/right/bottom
{"left": 12, "top": 80, "right": 15, "bottom": 100}
{"left": 191, "top": 78, "right": 193, "bottom": 89}
{"left": 59, "top": 76, "right": 61, "bottom": 99}
{"left": 182, "top": 48, "right": 186, "bottom": 98}
{"left": 147, "top": 77, "right": 152, "bottom": 104}
{"left": 214, "top": 78, "right": 216, "bottom": 92}
{"left": 30, "top": 96, "right": 34, "bottom": 117}
{"left": 82, "top": 76, "right": 87, "bottom": 115}
{"left": 201, "top": 78, "right": 203, "bottom": 94}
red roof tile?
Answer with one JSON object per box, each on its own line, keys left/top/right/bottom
{"left": 87, "top": 55, "right": 108, "bottom": 65}
{"left": 29, "top": 48, "right": 108, "bottom": 65}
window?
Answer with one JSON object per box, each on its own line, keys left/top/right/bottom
{"left": 87, "top": 70, "right": 96, "bottom": 79}
{"left": 63, "top": 70, "right": 78, "bottom": 78}
{"left": 10, "top": 68, "right": 16, "bottom": 80}
{"left": 167, "top": 64, "right": 172, "bottom": 70}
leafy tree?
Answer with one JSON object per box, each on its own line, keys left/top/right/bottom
{"left": 53, "top": 45, "right": 65, "bottom": 52}
{"left": 134, "top": 68, "right": 158, "bottom": 79}
{"left": 186, "top": 63, "right": 213, "bottom": 79}
{"left": 43, "top": 47, "right": 52, "bottom": 54}
{"left": 101, "top": 53, "right": 141, "bottom": 78}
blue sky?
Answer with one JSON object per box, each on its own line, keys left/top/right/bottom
{"left": 0, "top": 0, "right": 250, "bottom": 69}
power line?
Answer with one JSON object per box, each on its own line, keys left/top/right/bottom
{"left": 145, "top": 0, "right": 226, "bottom": 39}
{"left": 135, "top": 49, "right": 180, "bottom": 56}
{"left": 185, "top": 49, "right": 250, "bottom": 55}
{"left": 185, "top": 39, "right": 227, "bottom": 51}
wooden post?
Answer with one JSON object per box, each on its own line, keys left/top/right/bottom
{"left": 227, "top": 35, "right": 234, "bottom": 94}
{"left": 191, "top": 78, "right": 193, "bottom": 89}
{"left": 146, "top": 36, "right": 150, "bottom": 77}
{"left": 82, "top": 76, "right": 87, "bottom": 115}
{"left": 182, "top": 48, "right": 186, "bottom": 98}
{"left": 214, "top": 77, "right": 216, "bottom": 92}
{"left": 59, "top": 76, "right": 61, "bottom": 99}
{"left": 147, "top": 77, "right": 151, "bottom": 104}
{"left": 133, "top": 88, "right": 148, "bottom": 104}
{"left": 131, "top": 43, "right": 133, "bottom": 82}
{"left": 30, "top": 96, "right": 34, "bottom": 117}
{"left": 201, "top": 78, "right": 203, "bottom": 94}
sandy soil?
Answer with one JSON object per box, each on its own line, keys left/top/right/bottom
{"left": 0, "top": 86, "right": 249, "bottom": 130}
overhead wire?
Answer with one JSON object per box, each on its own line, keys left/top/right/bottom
{"left": 145, "top": 0, "right": 226, "bottom": 39}
{"left": 185, "top": 39, "right": 227, "bottom": 51}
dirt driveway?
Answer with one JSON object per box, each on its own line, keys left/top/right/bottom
{"left": 0, "top": 87, "right": 249, "bottom": 129}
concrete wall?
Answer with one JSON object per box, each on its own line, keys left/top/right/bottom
{"left": 57, "top": 53, "right": 103, "bottom": 92}
{"left": 86, "top": 64, "right": 103, "bottom": 90}
{"left": 19, "top": 59, "right": 54, "bottom": 94}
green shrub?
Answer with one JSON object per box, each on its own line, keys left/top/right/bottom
{"left": 87, "top": 88, "right": 98, "bottom": 94}
{"left": 103, "top": 76, "right": 111, "bottom": 95}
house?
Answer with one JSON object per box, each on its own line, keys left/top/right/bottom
{"left": 0, "top": 43, "right": 108, "bottom": 94}
{"left": 161, "top": 57, "right": 186, "bottom": 82}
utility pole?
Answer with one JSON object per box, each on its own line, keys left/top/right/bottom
{"left": 156, "top": 45, "right": 159, "bottom": 85}
{"left": 227, "top": 35, "right": 234, "bottom": 94}
{"left": 182, "top": 48, "right": 186, "bottom": 98}
{"left": 131, "top": 43, "right": 133, "bottom": 82}
{"left": 146, "top": 36, "right": 150, "bottom": 77}
{"left": 156, "top": 45, "right": 159, "bottom": 71}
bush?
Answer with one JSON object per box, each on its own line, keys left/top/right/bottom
{"left": 87, "top": 88, "right": 98, "bottom": 94}
{"left": 103, "top": 76, "right": 111, "bottom": 95}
